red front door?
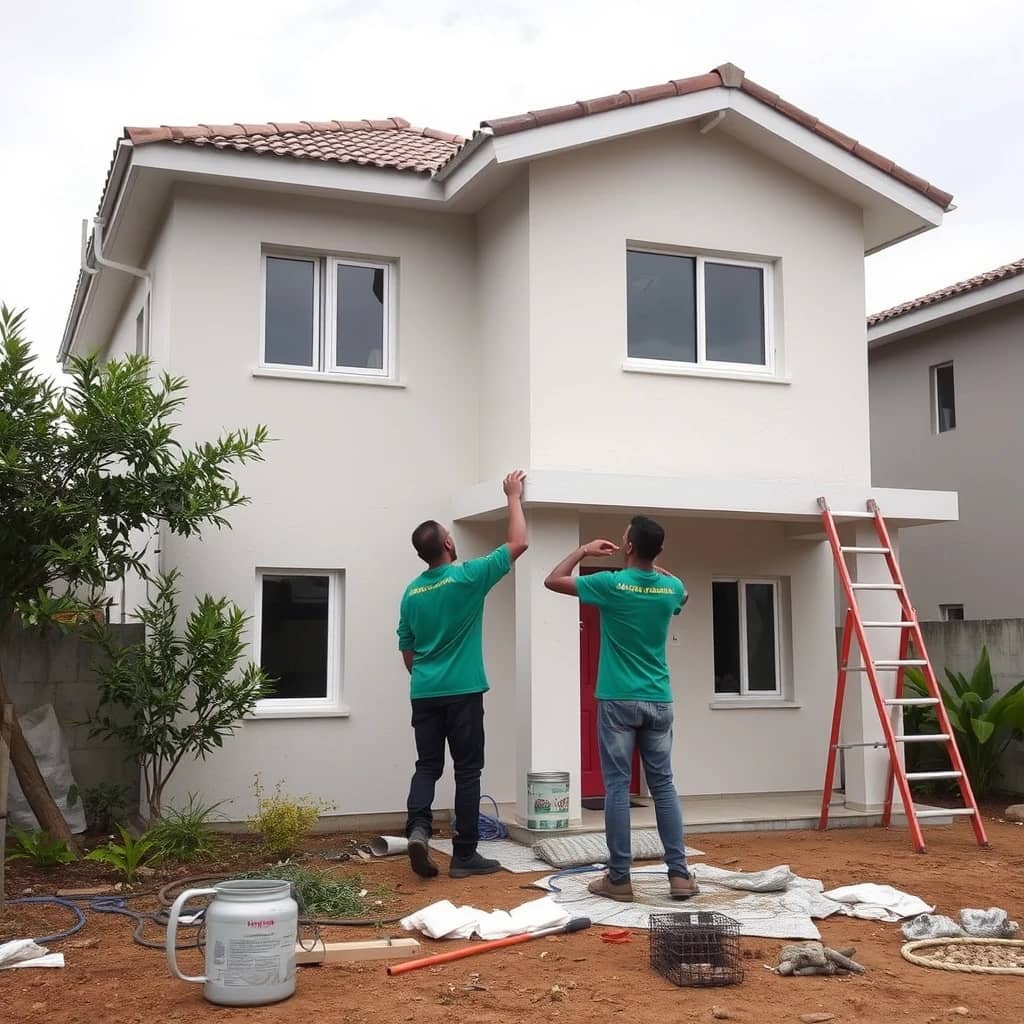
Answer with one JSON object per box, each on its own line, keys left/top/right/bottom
{"left": 579, "top": 573, "right": 640, "bottom": 799}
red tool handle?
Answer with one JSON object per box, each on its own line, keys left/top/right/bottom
{"left": 387, "top": 918, "right": 591, "bottom": 976}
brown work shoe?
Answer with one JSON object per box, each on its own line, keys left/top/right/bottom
{"left": 669, "top": 873, "right": 699, "bottom": 900}
{"left": 588, "top": 873, "right": 634, "bottom": 902}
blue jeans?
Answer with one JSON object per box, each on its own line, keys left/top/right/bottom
{"left": 598, "top": 700, "right": 689, "bottom": 884}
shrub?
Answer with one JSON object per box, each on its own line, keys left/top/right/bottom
{"left": 248, "top": 777, "right": 333, "bottom": 857}
{"left": 149, "top": 795, "right": 224, "bottom": 863}
{"left": 67, "top": 782, "right": 132, "bottom": 833}
{"left": 85, "top": 826, "right": 158, "bottom": 882}
{"left": 905, "top": 646, "right": 1024, "bottom": 799}
{"left": 5, "top": 828, "right": 77, "bottom": 867}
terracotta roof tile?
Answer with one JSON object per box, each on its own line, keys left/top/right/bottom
{"left": 481, "top": 63, "right": 952, "bottom": 208}
{"left": 868, "top": 258, "right": 1024, "bottom": 326}
{"left": 124, "top": 119, "right": 466, "bottom": 175}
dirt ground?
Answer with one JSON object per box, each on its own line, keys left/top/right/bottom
{"left": 3, "top": 812, "right": 1024, "bottom": 1024}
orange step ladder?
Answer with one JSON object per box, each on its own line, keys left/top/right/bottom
{"left": 817, "top": 497, "right": 988, "bottom": 853}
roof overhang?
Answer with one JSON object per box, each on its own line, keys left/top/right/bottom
{"left": 868, "top": 272, "right": 1024, "bottom": 349}
{"left": 453, "top": 469, "right": 957, "bottom": 536}
{"left": 62, "top": 87, "right": 949, "bottom": 361}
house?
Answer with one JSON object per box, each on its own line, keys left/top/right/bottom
{"left": 61, "top": 63, "right": 960, "bottom": 832}
{"left": 868, "top": 259, "right": 1024, "bottom": 621}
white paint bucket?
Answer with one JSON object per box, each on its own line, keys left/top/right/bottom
{"left": 527, "top": 771, "right": 570, "bottom": 830}
{"left": 166, "top": 878, "right": 298, "bottom": 1006}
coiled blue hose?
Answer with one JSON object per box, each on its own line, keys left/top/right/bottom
{"left": 451, "top": 794, "right": 509, "bottom": 842}
{"left": 5, "top": 896, "right": 87, "bottom": 944}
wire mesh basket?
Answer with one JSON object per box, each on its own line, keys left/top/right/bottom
{"left": 649, "top": 911, "right": 744, "bottom": 988}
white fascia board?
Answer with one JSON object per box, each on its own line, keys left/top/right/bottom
{"left": 868, "top": 274, "right": 1024, "bottom": 348}
{"left": 130, "top": 143, "right": 446, "bottom": 206}
{"left": 452, "top": 469, "right": 957, "bottom": 526}
{"left": 489, "top": 89, "right": 728, "bottom": 164}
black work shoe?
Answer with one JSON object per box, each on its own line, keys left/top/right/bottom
{"left": 449, "top": 853, "right": 501, "bottom": 878}
{"left": 407, "top": 828, "right": 439, "bottom": 878}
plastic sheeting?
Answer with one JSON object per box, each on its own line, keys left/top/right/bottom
{"left": 400, "top": 896, "right": 569, "bottom": 941}
{"left": 0, "top": 940, "right": 65, "bottom": 969}
{"left": 7, "top": 704, "right": 87, "bottom": 834}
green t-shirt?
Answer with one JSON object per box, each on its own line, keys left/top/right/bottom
{"left": 397, "top": 545, "right": 512, "bottom": 700}
{"left": 576, "top": 568, "right": 686, "bottom": 703}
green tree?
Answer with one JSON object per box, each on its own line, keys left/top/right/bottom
{"left": 85, "top": 572, "right": 270, "bottom": 822}
{"left": 0, "top": 305, "right": 267, "bottom": 842}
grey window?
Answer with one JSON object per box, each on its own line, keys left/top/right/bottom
{"left": 704, "top": 263, "right": 766, "bottom": 366}
{"left": 335, "top": 263, "right": 386, "bottom": 371}
{"left": 258, "top": 574, "right": 331, "bottom": 701}
{"left": 627, "top": 251, "right": 697, "bottom": 363}
{"left": 933, "top": 362, "right": 956, "bottom": 433}
{"left": 264, "top": 257, "right": 316, "bottom": 367}
{"left": 713, "top": 579, "right": 780, "bottom": 696}
{"left": 263, "top": 253, "right": 391, "bottom": 375}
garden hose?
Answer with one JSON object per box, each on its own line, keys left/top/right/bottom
{"left": 4, "top": 896, "right": 87, "bottom": 944}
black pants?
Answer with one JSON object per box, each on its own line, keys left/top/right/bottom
{"left": 405, "top": 692, "right": 484, "bottom": 858}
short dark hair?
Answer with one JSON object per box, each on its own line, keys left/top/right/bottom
{"left": 628, "top": 515, "right": 665, "bottom": 561}
{"left": 412, "top": 520, "right": 445, "bottom": 561}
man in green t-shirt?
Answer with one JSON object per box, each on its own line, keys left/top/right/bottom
{"left": 397, "top": 471, "right": 528, "bottom": 879}
{"left": 545, "top": 516, "right": 698, "bottom": 902}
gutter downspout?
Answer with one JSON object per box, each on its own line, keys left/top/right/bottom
{"left": 85, "top": 216, "right": 151, "bottom": 284}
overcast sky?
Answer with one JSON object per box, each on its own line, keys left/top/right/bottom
{"left": 2, "top": 0, "right": 1021, "bottom": 374}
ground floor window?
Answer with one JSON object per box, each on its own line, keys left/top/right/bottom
{"left": 712, "top": 578, "right": 780, "bottom": 696}
{"left": 254, "top": 569, "right": 344, "bottom": 713}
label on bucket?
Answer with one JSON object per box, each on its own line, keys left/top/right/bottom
{"left": 527, "top": 775, "right": 570, "bottom": 831}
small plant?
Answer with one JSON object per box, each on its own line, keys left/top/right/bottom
{"left": 68, "top": 782, "right": 132, "bottom": 833}
{"left": 85, "top": 825, "right": 159, "bottom": 882}
{"left": 5, "top": 827, "right": 77, "bottom": 867}
{"left": 237, "top": 864, "right": 394, "bottom": 919}
{"left": 248, "top": 777, "right": 333, "bottom": 857}
{"left": 149, "top": 795, "right": 225, "bottom": 863}
{"left": 905, "top": 646, "right": 1024, "bottom": 799}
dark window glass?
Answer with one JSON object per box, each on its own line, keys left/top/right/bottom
{"left": 336, "top": 264, "right": 385, "bottom": 370}
{"left": 745, "top": 583, "right": 778, "bottom": 692}
{"left": 712, "top": 581, "right": 741, "bottom": 694}
{"left": 265, "top": 257, "right": 315, "bottom": 367}
{"left": 934, "top": 363, "right": 956, "bottom": 432}
{"left": 941, "top": 604, "right": 964, "bottom": 622}
{"left": 627, "top": 251, "right": 697, "bottom": 362}
{"left": 704, "top": 262, "right": 766, "bottom": 365}
{"left": 259, "top": 575, "right": 330, "bottom": 699}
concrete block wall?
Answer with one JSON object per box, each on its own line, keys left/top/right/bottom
{"left": 1, "top": 622, "right": 143, "bottom": 810}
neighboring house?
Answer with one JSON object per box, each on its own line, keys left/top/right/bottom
{"left": 61, "top": 62, "right": 959, "bottom": 827}
{"left": 868, "top": 259, "right": 1024, "bottom": 621}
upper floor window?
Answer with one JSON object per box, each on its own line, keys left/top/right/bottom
{"left": 262, "top": 252, "right": 392, "bottom": 378}
{"left": 931, "top": 361, "right": 956, "bottom": 433}
{"left": 627, "top": 249, "right": 773, "bottom": 372}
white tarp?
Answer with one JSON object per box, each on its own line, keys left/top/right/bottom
{"left": 7, "top": 704, "right": 86, "bottom": 834}
{"left": 400, "top": 896, "right": 569, "bottom": 941}
{"left": 0, "top": 940, "right": 65, "bottom": 970}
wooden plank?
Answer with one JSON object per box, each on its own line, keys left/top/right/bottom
{"left": 0, "top": 703, "right": 13, "bottom": 910}
{"left": 295, "top": 938, "right": 421, "bottom": 965}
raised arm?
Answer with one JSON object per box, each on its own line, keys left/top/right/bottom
{"left": 544, "top": 539, "right": 619, "bottom": 596}
{"left": 503, "top": 470, "right": 528, "bottom": 561}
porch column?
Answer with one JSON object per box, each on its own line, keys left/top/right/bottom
{"left": 514, "top": 510, "right": 582, "bottom": 824}
{"left": 842, "top": 524, "right": 903, "bottom": 811}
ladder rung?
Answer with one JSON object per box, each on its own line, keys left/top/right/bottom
{"left": 915, "top": 808, "right": 976, "bottom": 818}
{"left": 862, "top": 621, "right": 915, "bottom": 628}
{"left": 905, "top": 771, "right": 962, "bottom": 781}
{"left": 835, "top": 741, "right": 886, "bottom": 749}
{"left": 874, "top": 659, "right": 927, "bottom": 667}
{"left": 895, "top": 734, "right": 950, "bottom": 743}
{"left": 851, "top": 583, "right": 903, "bottom": 590}
{"left": 841, "top": 546, "right": 891, "bottom": 554}
{"left": 885, "top": 698, "right": 939, "bottom": 706}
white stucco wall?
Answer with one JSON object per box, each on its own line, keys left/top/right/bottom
{"left": 476, "top": 174, "right": 531, "bottom": 478}
{"left": 869, "top": 301, "right": 1024, "bottom": 619}
{"left": 579, "top": 513, "right": 837, "bottom": 796}
{"left": 153, "top": 185, "right": 494, "bottom": 820}
{"left": 526, "top": 124, "right": 869, "bottom": 485}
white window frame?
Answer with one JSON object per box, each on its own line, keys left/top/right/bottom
{"left": 260, "top": 250, "right": 394, "bottom": 380}
{"left": 625, "top": 248, "right": 776, "bottom": 375}
{"left": 931, "top": 360, "right": 956, "bottom": 434}
{"left": 325, "top": 256, "right": 392, "bottom": 379}
{"left": 251, "top": 568, "right": 346, "bottom": 717}
{"left": 712, "top": 577, "right": 782, "bottom": 698}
